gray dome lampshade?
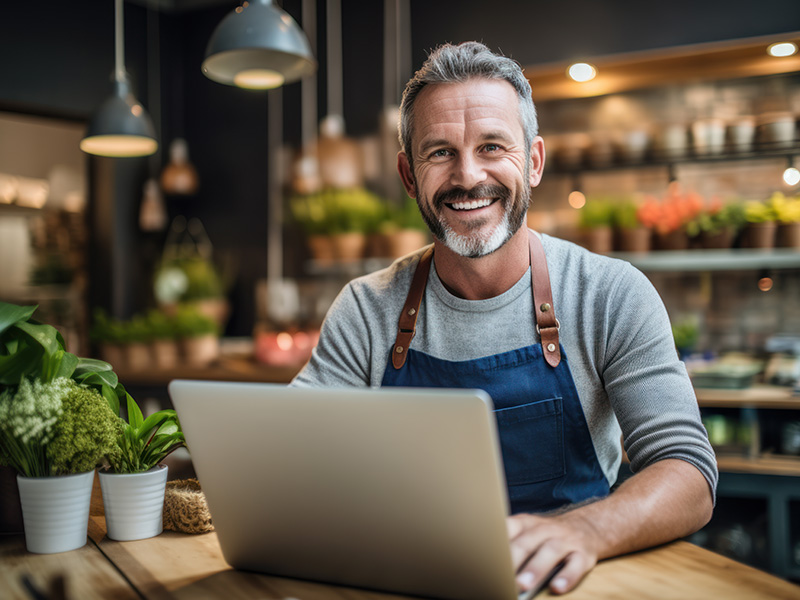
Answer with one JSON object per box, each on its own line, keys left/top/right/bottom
{"left": 80, "top": 79, "right": 159, "bottom": 157}
{"left": 202, "top": 0, "right": 317, "bottom": 90}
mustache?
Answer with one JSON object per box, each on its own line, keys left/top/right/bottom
{"left": 433, "top": 183, "right": 510, "bottom": 207}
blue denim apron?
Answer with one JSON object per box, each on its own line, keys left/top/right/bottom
{"left": 380, "top": 231, "right": 609, "bottom": 514}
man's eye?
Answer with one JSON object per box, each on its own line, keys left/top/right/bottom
{"left": 484, "top": 144, "right": 500, "bottom": 153}
{"left": 431, "top": 149, "right": 451, "bottom": 158}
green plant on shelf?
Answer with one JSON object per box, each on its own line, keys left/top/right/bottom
{"left": 579, "top": 196, "right": 616, "bottom": 229}
{"left": 686, "top": 201, "right": 746, "bottom": 237}
{"left": 289, "top": 187, "right": 386, "bottom": 235}
{"left": 380, "top": 193, "right": 427, "bottom": 233}
{"left": 744, "top": 199, "right": 778, "bottom": 224}
{"left": 767, "top": 191, "right": 800, "bottom": 224}
{"left": 173, "top": 305, "right": 219, "bottom": 339}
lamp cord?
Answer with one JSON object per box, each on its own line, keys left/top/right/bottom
{"left": 114, "top": 0, "right": 126, "bottom": 83}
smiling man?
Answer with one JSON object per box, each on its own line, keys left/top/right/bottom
{"left": 292, "top": 42, "right": 717, "bottom": 595}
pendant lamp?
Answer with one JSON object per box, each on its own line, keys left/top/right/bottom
{"left": 202, "top": 0, "right": 316, "bottom": 90}
{"left": 80, "top": 0, "right": 158, "bottom": 157}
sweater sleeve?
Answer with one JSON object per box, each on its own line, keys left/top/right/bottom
{"left": 601, "top": 264, "right": 718, "bottom": 501}
{"left": 291, "top": 282, "right": 373, "bottom": 388}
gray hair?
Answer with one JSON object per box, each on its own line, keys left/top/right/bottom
{"left": 399, "top": 42, "right": 538, "bottom": 170}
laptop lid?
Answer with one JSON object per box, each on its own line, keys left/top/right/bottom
{"left": 168, "top": 380, "right": 520, "bottom": 600}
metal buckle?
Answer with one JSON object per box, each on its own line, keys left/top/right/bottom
{"left": 536, "top": 318, "right": 560, "bottom": 335}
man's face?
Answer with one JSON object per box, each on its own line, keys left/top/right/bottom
{"left": 398, "top": 78, "right": 543, "bottom": 258}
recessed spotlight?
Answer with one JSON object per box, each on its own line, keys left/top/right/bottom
{"left": 768, "top": 42, "right": 798, "bottom": 57}
{"left": 784, "top": 167, "right": 800, "bottom": 186}
{"left": 567, "top": 63, "right": 597, "bottom": 83}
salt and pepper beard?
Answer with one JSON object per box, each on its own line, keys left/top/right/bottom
{"left": 413, "top": 163, "right": 531, "bottom": 259}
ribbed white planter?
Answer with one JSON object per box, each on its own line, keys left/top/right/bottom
{"left": 99, "top": 464, "right": 168, "bottom": 541}
{"left": 16, "top": 470, "right": 94, "bottom": 554}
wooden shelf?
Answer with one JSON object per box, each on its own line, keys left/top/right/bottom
{"left": 524, "top": 32, "right": 800, "bottom": 101}
{"left": 613, "top": 249, "right": 800, "bottom": 273}
{"left": 716, "top": 453, "right": 800, "bottom": 476}
{"left": 696, "top": 385, "right": 799, "bottom": 410}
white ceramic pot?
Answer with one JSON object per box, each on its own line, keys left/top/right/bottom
{"left": 16, "top": 470, "right": 94, "bottom": 554}
{"left": 99, "top": 464, "right": 168, "bottom": 541}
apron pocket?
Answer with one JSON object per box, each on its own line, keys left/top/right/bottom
{"left": 494, "top": 397, "right": 565, "bottom": 486}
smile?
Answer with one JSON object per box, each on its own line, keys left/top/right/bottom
{"left": 447, "top": 198, "right": 496, "bottom": 211}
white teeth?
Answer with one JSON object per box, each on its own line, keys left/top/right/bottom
{"left": 450, "top": 198, "right": 493, "bottom": 210}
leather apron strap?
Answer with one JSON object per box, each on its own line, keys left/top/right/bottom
{"left": 392, "top": 246, "right": 434, "bottom": 369}
{"left": 391, "top": 230, "right": 561, "bottom": 369}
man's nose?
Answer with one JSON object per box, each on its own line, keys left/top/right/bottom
{"left": 450, "top": 153, "right": 487, "bottom": 189}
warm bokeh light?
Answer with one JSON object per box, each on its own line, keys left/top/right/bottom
{"left": 79, "top": 135, "right": 158, "bottom": 157}
{"left": 767, "top": 42, "right": 798, "bottom": 57}
{"left": 276, "top": 332, "right": 294, "bottom": 351}
{"left": 568, "top": 191, "right": 586, "bottom": 209}
{"left": 783, "top": 167, "right": 800, "bottom": 186}
{"left": 567, "top": 62, "right": 597, "bottom": 82}
{"left": 234, "top": 69, "right": 285, "bottom": 90}
{"left": 758, "top": 277, "right": 773, "bottom": 292}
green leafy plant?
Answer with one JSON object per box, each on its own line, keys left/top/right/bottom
{"left": 744, "top": 199, "right": 778, "bottom": 224}
{"left": 767, "top": 191, "right": 800, "bottom": 224}
{"left": 1, "top": 301, "right": 129, "bottom": 416}
{"left": 613, "top": 201, "right": 646, "bottom": 230}
{"left": 289, "top": 188, "right": 386, "bottom": 235}
{"left": 146, "top": 309, "right": 178, "bottom": 341}
{"left": 686, "top": 202, "right": 746, "bottom": 236}
{"left": 579, "top": 197, "right": 616, "bottom": 229}
{"left": 90, "top": 309, "right": 127, "bottom": 346}
{"left": 381, "top": 193, "right": 427, "bottom": 233}
{"left": 106, "top": 394, "right": 185, "bottom": 473}
{"left": 0, "top": 377, "right": 120, "bottom": 477}
{"left": 173, "top": 305, "right": 218, "bottom": 338}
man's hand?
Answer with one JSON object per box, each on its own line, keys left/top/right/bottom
{"left": 507, "top": 509, "right": 602, "bottom": 595}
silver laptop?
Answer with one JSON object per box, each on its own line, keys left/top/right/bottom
{"left": 168, "top": 380, "right": 528, "bottom": 600}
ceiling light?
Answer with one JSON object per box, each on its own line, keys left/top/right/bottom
{"left": 767, "top": 42, "right": 798, "bottom": 57}
{"left": 202, "top": 0, "right": 316, "bottom": 90}
{"left": 81, "top": 0, "right": 158, "bottom": 157}
{"left": 784, "top": 167, "right": 800, "bottom": 186}
{"left": 567, "top": 63, "right": 597, "bottom": 83}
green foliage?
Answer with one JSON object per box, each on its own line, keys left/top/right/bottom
{"left": 744, "top": 199, "right": 777, "bottom": 224}
{"left": 90, "top": 309, "right": 127, "bottom": 345}
{"left": 579, "top": 197, "right": 616, "bottom": 229}
{"left": 613, "top": 202, "right": 642, "bottom": 230}
{"left": 106, "top": 395, "right": 185, "bottom": 474}
{"left": 381, "top": 193, "right": 427, "bottom": 232}
{"left": 1, "top": 301, "right": 128, "bottom": 416}
{"left": 47, "top": 381, "right": 121, "bottom": 475}
{"left": 146, "top": 309, "right": 178, "bottom": 341}
{"left": 672, "top": 317, "right": 699, "bottom": 352}
{"left": 767, "top": 191, "right": 800, "bottom": 224}
{"left": 686, "top": 203, "right": 746, "bottom": 236}
{"left": 173, "top": 305, "right": 218, "bottom": 338}
{"left": 0, "top": 378, "right": 119, "bottom": 477}
{"left": 289, "top": 188, "right": 386, "bottom": 235}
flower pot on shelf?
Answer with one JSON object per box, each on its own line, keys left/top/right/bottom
{"left": 99, "top": 464, "right": 169, "bottom": 542}
{"left": 17, "top": 470, "right": 95, "bottom": 554}
{"left": 654, "top": 230, "right": 690, "bottom": 251}
{"left": 125, "top": 342, "right": 151, "bottom": 371}
{"left": 582, "top": 226, "right": 613, "bottom": 254}
{"left": 615, "top": 227, "right": 651, "bottom": 253}
{"left": 151, "top": 339, "right": 180, "bottom": 369}
{"left": 306, "top": 234, "right": 335, "bottom": 264}
{"left": 741, "top": 222, "right": 777, "bottom": 249}
{"left": 777, "top": 222, "right": 800, "bottom": 248}
{"left": 331, "top": 232, "right": 367, "bottom": 261}
{"left": 182, "top": 334, "right": 219, "bottom": 367}
{"left": 384, "top": 229, "right": 429, "bottom": 258}
{"left": 699, "top": 227, "right": 736, "bottom": 250}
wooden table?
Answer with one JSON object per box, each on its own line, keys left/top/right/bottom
{"left": 2, "top": 517, "right": 799, "bottom": 600}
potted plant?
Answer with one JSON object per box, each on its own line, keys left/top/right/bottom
{"left": 146, "top": 309, "right": 180, "bottom": 370}
{"left": 613, "top": 198, "right": 652, "bottom": 253}
{"left": 578, "top": 196, "right": 615, "bottom": 254}
{"left": 326, "top": 188, "right": 384, "bottom": 261}
{"left": 98, "top": 394, "right": 185, "bottom": 541}
{"left": 289, "top": 191, "right": 335, "bottom": 263}
{"left": 686, "top": 199, "right": 746, "bottom": 249}
{"left": 174, "top": 304, "right": 220, "bottom": 367}
{"left": 741, "top": 198, "right": 778, "bottom": 249}
{"left": 769, "top": 191, "right": 800, "bottom": 248}
{"left": 380, "top": 193, "right": 430, "bottom": 258}
{"left": 0, "top": 301, "right": 125, "bottom": 552}
{"left": 90, "top": 309, "right": 127, "bottom": 369}
{"left": 640, "top": 183, "right": 703, "bottom": 250}
{"left": 122, "top": 314, "right": 153, "bottom": 372}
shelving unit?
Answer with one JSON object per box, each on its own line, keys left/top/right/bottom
{"left": 694, "top": 385, "right": 800, "bottom": 580}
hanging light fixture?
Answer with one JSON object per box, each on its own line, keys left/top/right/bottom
{"left": 80, "top": 0, "right": 158, "bottom": 157}
{"left": 202, "top": 0, "right": 316, "bottom": 90}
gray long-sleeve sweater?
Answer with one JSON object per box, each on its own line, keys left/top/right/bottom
{"left": 292, "top": 232, "right": 718, "bottom": 497}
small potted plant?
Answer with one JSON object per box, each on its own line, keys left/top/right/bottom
{"left": 769, "top": 191, "right": 800, "bottom": 248}
{"left": 174, "top": 304, "right": 220, "bottom": 367}
{"left": 686, "top": 199, "right": 746, "bottom": 249}
{"left": 0, "top": 301, "right": 126, "bottom": 553}
{"left": 641, "top": 183, "right": 703, "bottom": 251}
{"left": 326, "top": 187, "right": 384, "bottom": 261}
{"left": 613, "top": 198, "right": 652, "bottom": 253}
{"left": 578, "top": 196, "right": 616, "bottom": 254}
{"left": 99, "top": 395, "right": 185, "bottom": 541}
{"left": 146, "top": 309, "right": 180, "bottom": 370}
{"left": 289, "top": 190, "right": 335, "bottom": 263}
{"left": 741, "top": 198, "right": 778, "bottom": 249}
{"left": 380, "top": 193, "right": 430, "bottom": 258}
{"left": 123, "top": 314, "right": 153, "bottom": 372}
{"left": 90, "top": 309, "right": 127, "bottom": 369}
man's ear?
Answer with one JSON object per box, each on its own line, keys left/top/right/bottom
{"left": 529, "top": 136, "right": 546, "bottom": 188}
{"left": 397, "top": 152, "right": 417, "bottom": 198}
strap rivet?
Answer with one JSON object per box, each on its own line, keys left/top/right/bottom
{"left": 547, "top": 343, "right": 556, "bottom": 352}
{"left": 541, "top": 303, "right": 551, "bottom": 312}
{"left": 395, "top": 345, "right": 404, "bottom": 353}
{"left": 408, "top": 308, "right": 416, "bottom": 316}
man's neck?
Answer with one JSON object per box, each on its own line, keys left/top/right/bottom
{"left": 433, "top": 228, "right": 531, "bottom": 300}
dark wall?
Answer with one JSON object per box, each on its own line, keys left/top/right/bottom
{"left": 0, "top": 0, "right": 798, "bottom": 335}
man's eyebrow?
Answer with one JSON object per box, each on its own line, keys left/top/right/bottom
{"left": 481, "top": 130, "right": 515, "bottom": 143}
{"left": 417, "top": 138, "right": 450, "bottom": 155}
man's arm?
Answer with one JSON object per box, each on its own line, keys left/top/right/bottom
{"left": 509, "top": 458, "right": 713, "bottom": 595}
